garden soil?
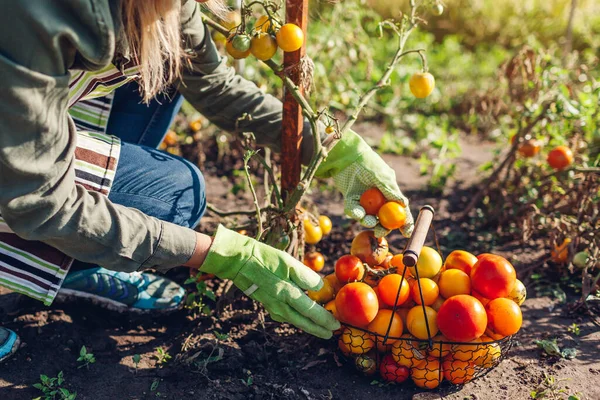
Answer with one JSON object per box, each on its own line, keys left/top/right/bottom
{"left": 1, "top": 124, "right": 599, "bottom": 400}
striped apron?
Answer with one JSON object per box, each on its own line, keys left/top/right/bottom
{"left": 0, "top": 63, "right": 139, "bottom": 305}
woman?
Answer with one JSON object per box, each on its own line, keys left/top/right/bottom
{"left": 0, "top": 0, "right": 413, "bottom": 363}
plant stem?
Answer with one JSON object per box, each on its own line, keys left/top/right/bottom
{"left": 243, "top": 154, "right": 264, "bottom": 240}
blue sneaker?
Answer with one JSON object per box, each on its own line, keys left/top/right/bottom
{"left": 58, "top": 268, "right": 185, "bottom": 314}
{"left": 0, "top": 327, "right": 20, "bottom": 363}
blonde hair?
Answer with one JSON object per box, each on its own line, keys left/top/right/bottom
{"left": 122, "top": 0, "right": 182, "bottom": 102}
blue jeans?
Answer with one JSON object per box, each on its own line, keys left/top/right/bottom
{"left": 71, "top": 82, "right": 205, "bottom": 271}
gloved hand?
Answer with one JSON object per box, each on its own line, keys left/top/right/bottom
{"left": 200, "top": 225, "right": 341, "bottom": 339}
{"left": 315, "top": 130, "right": 414, "bottom": 238}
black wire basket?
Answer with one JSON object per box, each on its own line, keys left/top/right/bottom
{"left": 334, "top": 206, "right": 516, "bottom": 388}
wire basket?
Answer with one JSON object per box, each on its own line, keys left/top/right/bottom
{"left": 334, "top": 205, "right": 515, "bottom": 388}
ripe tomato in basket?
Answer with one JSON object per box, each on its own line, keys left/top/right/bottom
{"left": 470, "top": 254, "right": 516, "bottom": 299}
{"left": 437, "top": 295, "right": 487, "bottom": 342}
{"left": 379, "top": 354, "right": 410, "bottom": 383}
{"left": 335, "top": 282, "right": 379, "bottom": 327}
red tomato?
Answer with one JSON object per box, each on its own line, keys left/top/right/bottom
{"left": 335, "top": 255, "right": 365, "bottom": 283}
{"left": 470, "top": 254, "right": 516, "bottom": 299}
{"left": 437, "top": 295, "right": 487, "bottom": 342}
{"left": 359, "top": 188, "right": 386, "bottom": 215}
{"left": 379, "top": 354, "right": 410, "bottom": 383}
{"left": 335, "top": 282, "right": 379, "bottom": 327}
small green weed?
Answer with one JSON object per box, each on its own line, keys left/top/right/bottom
{"left": 76, "top": 346, "right": 95, "bottom": 369}
{"left": 153, "top": 347, "right": 172, "bottom": 366}
{"left": 33, "top": 371, "right": 77, "bottom": 400}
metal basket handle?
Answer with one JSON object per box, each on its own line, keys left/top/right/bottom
{"left": 402, "top": 205, "right": 435, "bottom": 267}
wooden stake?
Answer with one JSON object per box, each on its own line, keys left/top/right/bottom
{"left": 281, "top": 0, "right": 308, "bottom": 201}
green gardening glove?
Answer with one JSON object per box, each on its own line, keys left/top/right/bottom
{"left": 315, "top": 130, "right": 414, "bottom": 238}
{"left": 200, "top": 225, "right": 340, "bottom": 339}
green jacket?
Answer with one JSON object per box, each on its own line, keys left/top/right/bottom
{"left": 0, "top": 0, "right": 314, "bottom": 272}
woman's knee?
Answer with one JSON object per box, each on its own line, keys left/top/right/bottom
{"left": 172, "top": 157, "right": 206, "bottom": 229}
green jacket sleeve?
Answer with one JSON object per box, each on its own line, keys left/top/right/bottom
{"left": 0, "top": 0, "right": 197, "bottom": 273}
{"left": 176, "top": 1, "right": 316, "bottom": 164}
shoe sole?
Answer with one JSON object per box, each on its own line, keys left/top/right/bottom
{"left": 55, "top": 289, "right": 183, "bottom": 315}
{"left": 0, "top": 334, "right": 20, "bottom": 364}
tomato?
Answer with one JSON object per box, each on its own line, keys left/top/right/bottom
{"left": 432, "top": 3, "right": 444, "bottom": 16}
{"left": 377, "top": 274, "right": 410, "bottom": 307}
{"left": 367, "top": 309, "right": 404, "bottom": 351}
{"left": 377, "top": 202, "right": 407, "bottom": 230}
{"left": 451, "top": 337, "right": 482, "bottom": 362}
{"left": 162, "top": 130, "right": 178, "bottom": 146}
{"left": 325, "top": 125, "right": 335, "bottom": 135}
{"left": 232, "top": 34, "right": 251, "bottom": 52}
{"left": 411, "top": 357, "right": 443, "bottom": 389}
{"left": 226, "top": 38, "right": 250, "bottom": 59}
{"left": 275, "top": 23, "right": 304, "bottom": 52}
{"left": 410, "top": 278, "right": 439, "bottom": 306}
{"left": 338, "top": 326, "right": 374, "bottom": 354}
{"left": 426, "top": 334, "right": 451, "bottom": 359}
{"left": 379, "top": 253, "right": 394, "bottom": 269}
{"left": 431, "top": 296, "right": 445, "bottom": 311}
{"left": 379, "top": 354, "right": 410, "bottom": 383}
{"left": 438, "top": 269, "right": 471, "bottom": 298}
{"left": 335, "top": 255, "right": 365, "bottom": 283}
{"left": 437, "top": 295, "right": 487, "bottom": 342}
{"left": 547, "top": 145, "right": 574, "bottom": 170}
{"left": 391, "top": 334, "right": 426, "bottom": 368}
{"left": 389, "top": 254, "right": 412, "bottom": 277}
{"left": 507, "top": 279, "right": 527, "bottom": 306}
{"left": 335, "top": 282, "right": 379, "bottom": 327}
{"left": 442, "top": 358, "right": 476, "bottom": 384}
{"left": 485, "top": 298, "right": 522, "bottom": 337}
{"left": 551, "top": 238, "right": 571, "bottom": 264}
{"left": 324, "top": 299, "right": 339, "bottom": 320}
{"left": 188, "top": 119, "right": 202, "bottom": 132}
{"left": 409, "top": 72, "right": 435, "bottom": 99}
{"left": 350, "top": 231, "right": 389, "bottom": 266}
{"left": 303, "top": 251, "right": 325, "bottom": 272}
{"left": 250, "top": 33, "right": 278, "bottom": 61}
{"left": 303, "top": 218, "right": 323, "bottom": 245}
{"left": 518, "top": 139, "right": 542, "bottom": 158}
{"left": 318, "top": 215, "right": 332, "bottom": 235}
{"left": 444, "top": 250, "right": 478, "bottom": 275}
{"left": 307, "top": 278, "right": 334, "bottom": 304}
{"left": 254, "top": 15, "right": 272, "bottom": 33}
{"left": 473, "top": 335, "right": 501, "bottom": 368}
{"left": 409, "top": 246, "right": 443, "bottom": 279}
{"left": 406, "top": 306, "right": 438, "bottom": 339}
{"left": 355, "top": 354, "right": 377, "bottom": 375}
{"left": 470, "top": 254, "right": 516, "bottom": 299}
{"left": 324, "top": 273, "right": 343, "bottom": 294}
{"left": 360, "top": 188, "right": 386, "bottom": 215}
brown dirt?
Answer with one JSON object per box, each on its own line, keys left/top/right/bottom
{"left": 1, "top": 124, "right": 598, "bottom": 400}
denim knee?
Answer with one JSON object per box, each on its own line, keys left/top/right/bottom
{"left": 174, "top": 158, "right": 206, "bottom": 229}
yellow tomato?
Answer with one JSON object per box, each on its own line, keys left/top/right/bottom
{"left": 226, "top": 39, "right": 250, "bottom": 59}
{"left": 507, "top": 279, "right": 527, "bottom": 306}
{"left": 307, "top": 278, "right": 334, "bottom": 304}
{"left": 338, "top": 327, "right": 375, "bottom": 354}
{"left": 276, "top": 23, "right": 304, "bottom": 52}
{"left": 409, "top": 72, "right": 435, "bottom": 98}
{"left": 250, "top": 33, "right": 278, "bottom": 61}
{"left": 409, "top": 246, "right": 442, "bottom": 279}
{"left": 406, "top": 306, "right": 438, "bottom": 339}
{"left": 303, "top": 218, "right": 323, "bottom": 244}
{"left": 318, "top": 215, "right": 332, "bottom": 235}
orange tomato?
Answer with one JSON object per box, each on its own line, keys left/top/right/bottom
{"left": 303, "top": 251, "right": 325, "bottom": 272}
{"left": 451, "top": 337, "right": 482, "bottom": 362}
{"left": 360, "top": 188, "right": 386, "bottom": 215}
{"left": 547, "top": 145, "right": 574, "bottom": 170}
{"left": 335, "top": 255, "right": 365, "bottom": 283}
{"left": 276, "top": 23, "right": 304, "bottom": 52}
{"left": 324, "top": 299, "right": 339, "bottom": 319}
{"left": 410, "top": 278, "right": 439, "bottom": 306}
{"left": 518, "top": 139, "right": 542, "bottom": 158}
{"left": 390, "top": 254, "right": 412, "bottom": 277}
{"left": 250, "top": 32, "right": 278, "bottom": 61}
{"left": 226, "top": 38, "right": 251, "bottom": 59}
{"left": 409, "top": 72, "right": 435, "bottom": 99}
{"left": 470, "top": 254, "right": 516, "bottom": 299}
{"left": 437, "top": 295, "right": 487, "bottom": 342}
{"left": 377, "top": 274, "right": 410, "bottom": 307}
{"left": 318, "top": 215, "right": 333, "bottom": 235}
{"left": 442, "top": 358, "right": 476, "bottom": 384}
{"left": 391, "top": 335, "right": 426, "bottom": 368}
{"left": 367, "top": 309, "right": 404, "bottom": 351}
{"left": 335, "top": 282, "right": 379, "bottom": 327}
{"left": 551, "top": 238, "right": 571, "bottom": 264}
{"left": 444, "top": 250, "right": 478, "bottom": 275}
{"left": 377, "top": 202, "right": 407, "bottom": 230}
{"left": 485, "top": 298, "right": 522, "bottom": 337}
{"left": 338, "top": 326, "right": 375, "bottom": 354}
{"left": 411, "top": 357, "right": 443, "bottom": 389}
{"left": 438, "top": 269, "right": 471, "bottom": 298}
{"left": 406, "top": 306, "right": 439, "bottom": 339}
{"left": 351, "top": 231, "right": 389, "bottom": 266}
